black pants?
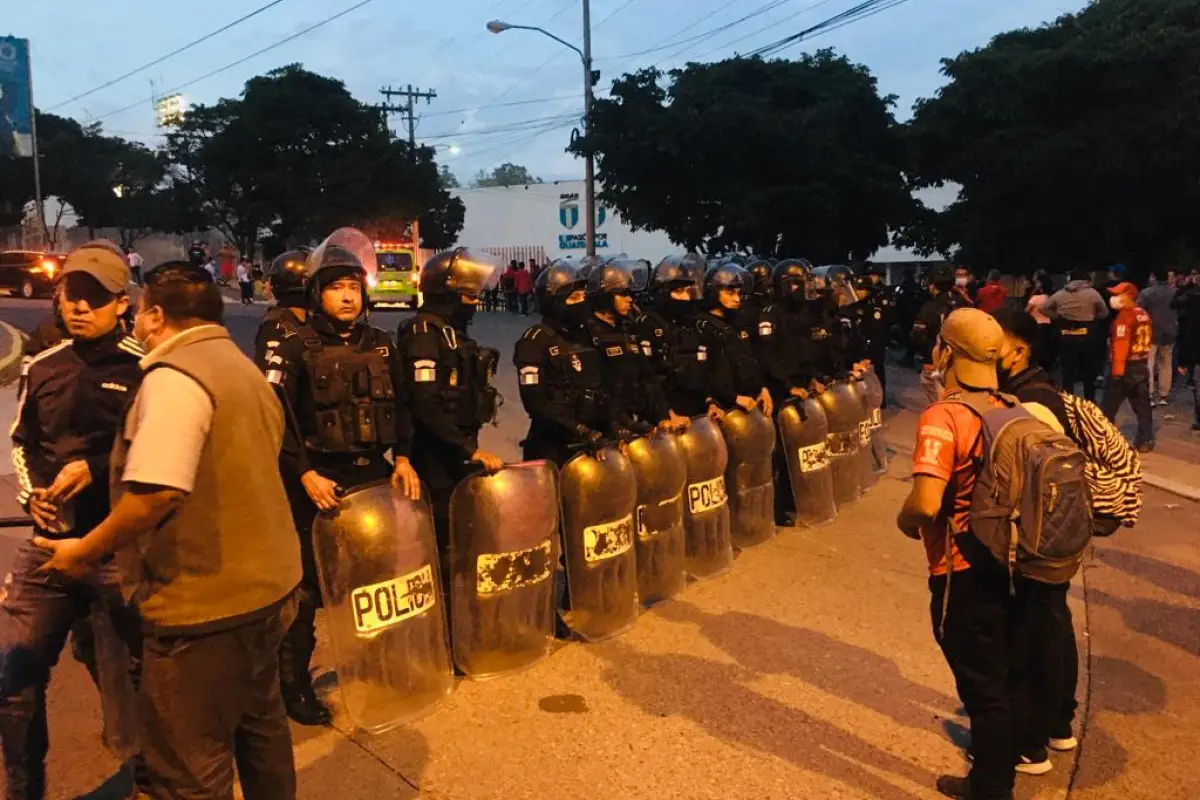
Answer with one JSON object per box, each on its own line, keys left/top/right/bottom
{"left": 518, "top": 293, "right": 531, "bottom": 316}
{"left": 1058, "top": 334, "right": 1097, "bottom": 401}
{"left": 1009, "top": 578, "right": 1073, "bottom": 754}
{"left": 870, "top": 348, "right": 888, "bottom": 403}
{"left": 139, "top": 596, "right": 297, "bottom": 800}
{"left": 930, "top": 567, "right": 1016, "bottom": 800}
{"left": 1101, "top": 361, "right": 1154, "bottom": 445}
{"left": 505, "top": 291, "right": 518, "bottom": 312}
{"left": 0, "top": 541, "right": 140, "bottom": 800}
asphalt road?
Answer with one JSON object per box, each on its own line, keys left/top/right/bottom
{"left": 0, "top": 297, "right": 1196, "bottom": 799}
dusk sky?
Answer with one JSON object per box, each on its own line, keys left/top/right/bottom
{"left": 8, "top": 0, "right": 1084, "bottom": 181}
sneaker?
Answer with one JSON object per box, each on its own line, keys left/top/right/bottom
{"left": 1048, "top": 735, "right": 1079, "bottom": 752}
{"left": 1016, "top": 749, "right": 1053, "bottom": 776}
{"left": 1156, "top": 398, "right": 1171, "bottom": 407}
{"left": 935, "top": 775, "right": 972, "bottom": 798}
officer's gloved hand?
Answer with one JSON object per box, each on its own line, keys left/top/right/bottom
{"left": 613, "top": 427, "right": 638, "bottom": 444}
{"left": 632, "top": 420, "right": 655, "bottom": 437}
{"left": 810, "top": 378, "right": 827, "bottom": 395}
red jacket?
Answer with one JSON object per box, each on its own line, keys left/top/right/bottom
{"left": 514, "top": 269, "right": 534, "bottom": 294}
{"left": 1109, "top": 305, "right": 1152, "bottom": 377}
{"left": 975, "top": 282, "right": 1007, "bottom": 314}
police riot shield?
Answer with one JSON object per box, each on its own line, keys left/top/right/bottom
{"left": 679, "top": 416, "right": 734, "bottom": 579}
{"left": 817, "top": 382, "right": 866, "bottom": 510}
{"left": 863, "top": 370, "right": 889, "bottom": 482}
{"left": 625, "top": 433, "right": 688, "bottom": 606}
{"left": 449, "top": 461, "right": 559, "bottom": 679}
{"left": 718, "top": 408, "right": 777, "bottom": 548}
{"left": 777, "top": 398, "right": 838, "bottom": 528}
{"left": 560, "top": 447, "right": 640, "bottom": 641}
{"left": 843, "top": 378, "right": 876, "bottom": 493}
{"left": 312, "top": 481, "right": 453, "bottom": 732}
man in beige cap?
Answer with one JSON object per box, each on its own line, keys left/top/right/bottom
{"left": 896, "top": 308, "right": 1024, "bottom": 799}
{"left": 2, "top": 240, "right": 143, "bottom": 800}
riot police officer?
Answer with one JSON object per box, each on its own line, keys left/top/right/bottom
{"left": 584, "top": 260, "right": 688, "bottom": 439}
{"left": 741, "top": 258, "right": 774, "bottom": 332}
{"left": 758, "top": 259, "right": 829, "bottom": 403}
{"left": 396, "top": 248, "right": 506, "bottom": 545}
{"left": 910, "top": 264, "right": 970, "bottom": 401}
{"left": 696, "top": 263, "right": 773, "bottom": 417}
{"left": 514, "top": 262, "right": 618, "bottom": 466}
{"left": 632, "top": 254, "right": 710, "bottom": 418}
{"left": 850, "top": 266, "right": 895, "bottom": 403}
{"left": 254, "top": 248, "right": 310, "bottom": 365}
{"left": 263, "top": 229, "right": 420, "bottom": 725}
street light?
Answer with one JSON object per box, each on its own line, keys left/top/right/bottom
{"left": 487, "top": 5, "right": 597, "bottom": 257}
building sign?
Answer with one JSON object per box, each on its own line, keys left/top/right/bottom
{"left": 0, "top": 37, "right": 34, "bottom": 157}
{"left": 557, "top": 192, "right": 609, "bottom": 250}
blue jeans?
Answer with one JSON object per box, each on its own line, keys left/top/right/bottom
{"left": 0, "top": 541, "right": 139, "bottom": 800}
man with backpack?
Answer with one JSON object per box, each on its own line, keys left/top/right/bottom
{"left": 898, "top": 309, "right": 1093, "bottom": 799}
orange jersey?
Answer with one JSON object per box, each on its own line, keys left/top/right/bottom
{"left": 1109, "top": 306, "right": 1152, "bottom": 377}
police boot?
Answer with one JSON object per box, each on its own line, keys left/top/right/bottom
{"left": 283, "top": 685, "right": 333, "bottom": 727}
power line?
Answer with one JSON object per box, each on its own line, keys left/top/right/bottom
{"left": 746, "top": 0, "right": 910, "bottom": 58}
{"left": 421, "top": 93, "right": 582, "bottom": 120}
{"left": 48, "top": 0, "right": 292, "bottom": 111}
{"left": 690, "top": 0, "right": 839, "bottom": 61}
{"left": 423, "top": 112, "right": 581, "bottom": 141}
{"left": 600, "top": 0, "right": 790, "bottom": 62}
{"left": 92, "top": 0, "right": 380, "bottom": 123}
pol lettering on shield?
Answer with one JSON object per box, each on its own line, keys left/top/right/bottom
{"left": 687, "top": 476, "right": 728, "bottom": 514}
{"left": 351, "top": 564, "right": 436, "bottom": 635}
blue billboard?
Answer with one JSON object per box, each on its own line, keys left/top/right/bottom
{"left": 0, "top": 37, "right": 33, "bottom": 158}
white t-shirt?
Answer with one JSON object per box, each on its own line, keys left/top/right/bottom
{"left": 236, "top": 263, "right": 250, "bottom": 283}
{"left": 127, "top": 252, "right": 144, "bottom": 269}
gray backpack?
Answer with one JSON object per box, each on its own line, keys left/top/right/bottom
{"left": 949, "top": 391, "right": 1092, "bottom": 584}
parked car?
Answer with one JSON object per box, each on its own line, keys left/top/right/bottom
{"left": 0, "top": 251, "right": 66, "bottom": 299}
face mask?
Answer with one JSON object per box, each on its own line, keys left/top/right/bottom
{"left": 453, "top": 300, "right": 477, "bottom": 327}
{"left": 955, "top": 277, "right": 970, "bottom": 288}
{"left": 563, "top": 301, "right": 591, "bottom": 326}
{"left": 1109, "top": 296, "right": 1122, "bottom": 310}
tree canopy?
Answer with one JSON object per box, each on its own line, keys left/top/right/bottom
{"left": 573, "top": 52, "right": 913, "bottom": 260}
{"left": 162, "top": 65, "right": 463, "bottom": 254}
{"left": 902, "top": 0, "right": 1200, "bottom": 275}
{"left": 471, "top": 162, "right": 541, "bottom": 187}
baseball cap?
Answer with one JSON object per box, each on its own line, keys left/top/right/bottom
{"left": 60, "top": 240, "right": 131, "bottom": 293}
{"left": 1109, "top": 281, "right": 1138, "bottom": 298}
{"left": 938, "top": 308, "right": 1003, "bottom": 390}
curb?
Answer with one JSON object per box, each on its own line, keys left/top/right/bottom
{"left": 0, "top": 321, "right": 23, "bottom": 387}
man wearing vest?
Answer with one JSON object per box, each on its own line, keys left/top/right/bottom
{"left": 264, "top": 233, "right": 420, "bottom": 726}
{"left": 897, "top": 309, "right": 1020, "bottom": 800}
{"left": 35, "top": 261, "right": 303, "bottom": 800}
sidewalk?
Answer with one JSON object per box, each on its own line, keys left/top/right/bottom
{"left": 886, "top": 363, "right": 1200, "bottom": 502}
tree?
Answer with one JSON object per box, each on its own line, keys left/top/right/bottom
{"left": 471, "top": 162, "right": 541, "bottom": 187}
{"left": 161, "top": 65, "right": 447, "bottom": 254}
{"left": 572, "top": 53, "right": 913, "bottom": 260}
{"left": 418, "top": 194, "right": 466, "bottom": 250}
{"left": 438, "top": 165, "right": 460, "bottom": 189}
{"left": 902, "top": 0, "right": 1200, "bottom": 276}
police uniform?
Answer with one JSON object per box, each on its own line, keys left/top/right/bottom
{"left": 254, "top": 304, "right": 307, "bottom": 367}
{"left": 851, "top": 284, "right": 895, "bottom": 400}
{"left": 631, "top": 307, "right": 709, "bottom": 417}
{"left": 911, "top": 289, "right": 970, "bottom": 367}
{"left": 514, "top": 319, "right": 614, "bottom": 467}
{"left": 696, "top": 309, "right": 764, "bottom": 410}
{"left": 263, "top": 314, "right": 413, "bottom": 723}
{"left": 587, "top": 314, "right": 668, "bottom": 435}
{"left": 396, "top": 308, "right": 499, "bottom": 541}
{"left": 2, "top": 330, "right": 143, "bottom": 798}
{"left": 757, "top": 301, "right": 835, "bottom": 397}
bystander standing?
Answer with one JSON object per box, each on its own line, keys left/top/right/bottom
{"left": 1138, "top": 269, "right": 1178, "bottom": 406}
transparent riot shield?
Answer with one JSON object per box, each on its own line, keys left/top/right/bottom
{"left": 817, "top": 382, "right": 866, "bottom": 510}
{"left": 625, "top": 433, "right": 688, "bottom": 606}
{"left": 679, "top": 416, "right": 734, "bottom": 579}
{"left": 449, "top": 461, "right": 559, "bottom": 679}
{"left": 560, "top": 447, "right": 640, "bottom": 641}
{"left": 718, "top": 408, "right": 777, "bottom": 548}
{"left": 863, "top": 370, "right": 889, "bottom": 483}
{"left": 844, "top": 378, "right": 876, "bottom": 492}
{"left": 777, "top": 398, "right": 838, "bottom": 528}
{"left": 312, "top": 482, "right": 453, "bottom": 732}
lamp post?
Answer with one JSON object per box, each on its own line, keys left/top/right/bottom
{"left": 487, "top": 2, "right": 597, "bottom": 257}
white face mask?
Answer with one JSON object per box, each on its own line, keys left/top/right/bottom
{"left": 1110, "top": 296, "right": 1125, "bottom": 310}
{"left": 955, "top": 277, "right": 970, "bottom": 288}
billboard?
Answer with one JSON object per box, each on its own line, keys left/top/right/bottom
{"left": 0, "top": 37, "right": 33, "bottom": 157}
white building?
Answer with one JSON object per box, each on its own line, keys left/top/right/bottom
{"left": 451, "top": 179, "right": 959, "bottom": 265}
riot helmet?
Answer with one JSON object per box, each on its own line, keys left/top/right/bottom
{"left": 813, "top": 265, "right": 857, "bottom": 307}
{"left": 703, "top": 263, "right": 748, "bottom": 313}
{"left": 744, "top": 259, "right": 773, "bottom": 298}
{"left": 649, "top": 253, "right": 705, "bottom": 302}
{"left": 774, "top": 258, "right": 813, "bottom": 301}
{"left": 267, "top": 248, "right": 310, "bottom": 307}
{"left": 420, "top": 247, "right": 502, "bottom": 327}
{"left": 586, "top": 260, "right": 641, "bottom": 318}
{"left": 306, "top": 227, "right": 377, "bottom": 321}
{"left": 535, "top": 262, "right": 589, "bottom": 325}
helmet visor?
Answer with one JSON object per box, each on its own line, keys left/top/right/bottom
{"left": 306, "top": 227, "right": 378, "bottom": 281}
{"left": 446, "top": 248, "right": 503, "bottom": 295}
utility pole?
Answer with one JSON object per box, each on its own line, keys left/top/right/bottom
{"left": 581, "top": 0, "right": 596, "bottom": 258}
{"left": 380, "top": 85, "right": 438, "bottom": 150}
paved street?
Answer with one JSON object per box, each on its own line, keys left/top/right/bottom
{"left": 0, "top": 298, "right": 1196, "bottom": 799}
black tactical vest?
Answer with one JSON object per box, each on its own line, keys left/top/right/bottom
{"left": 402, "top": 313, "right": 500, "bottom": 429}
{"left": 300, "top": 328, "right": 397, "bottom": 453}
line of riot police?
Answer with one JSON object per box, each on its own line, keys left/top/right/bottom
{"left": 252, "top": 234, "right": 893, "bottom": 733}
